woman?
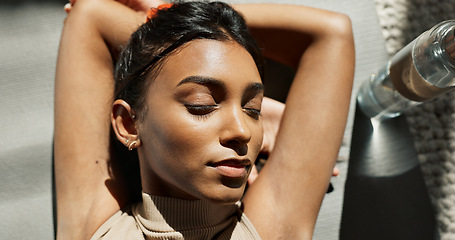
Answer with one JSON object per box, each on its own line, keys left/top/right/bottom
{"left": 54, "top": 0, "right": 355, "bottom": 239}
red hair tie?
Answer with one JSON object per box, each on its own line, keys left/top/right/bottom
{"left": 146, "top": 3, "right": 174, "bottom": 23}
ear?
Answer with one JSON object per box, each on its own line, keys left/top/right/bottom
{"left": 111, "top": 99, "right": 142, "bottom": 150}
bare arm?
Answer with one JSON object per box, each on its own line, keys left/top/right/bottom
{"left": 54, "top": 1, "right": 146, "bottom": 238}
{"left": 236, "top": 4, "right": 355, "bottom": 239}
{"left": 55, "top": 2, "right": 353, "bottom": 239}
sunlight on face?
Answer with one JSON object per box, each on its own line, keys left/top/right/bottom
{"left": 137, "top": 39, "right": 264, "bottom": 204}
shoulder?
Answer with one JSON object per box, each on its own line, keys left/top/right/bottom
{"left": 90, "top": 206, "right": 144, "bottom": 240}
{"left": 230, "top": 209, "right": 262, "bottom": 240}
{"left": 216, "top": 202, "right": 261, "bottom": 240}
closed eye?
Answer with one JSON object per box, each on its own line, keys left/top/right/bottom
{"left": 244, "top": 107, "right": 261, "bottom": 119}
{"left": 241, "top": 82, "right": 263, "bottom": 120}
{"left": 185, "top": 104, "right": 218, "bottom": 116}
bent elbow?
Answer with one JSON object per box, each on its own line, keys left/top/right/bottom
{"left": 325, "top": 13, "right": 354, "bottom": 41}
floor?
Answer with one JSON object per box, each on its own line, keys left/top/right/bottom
{"left": 0, "top": 0, "right": 437, "bottom": 239}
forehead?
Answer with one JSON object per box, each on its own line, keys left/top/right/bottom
{"left": 152, "top": 39, "right": 261, "bottom": 89}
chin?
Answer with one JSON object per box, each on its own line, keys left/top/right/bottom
{"left": 201, "top": 184, "right": 246, "bottom": 205}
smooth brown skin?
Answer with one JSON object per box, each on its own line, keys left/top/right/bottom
{"left": 54, "top": 0, "right": 355, "bottom": 239}
{"left": 112, "top": 40, "right": 265, "bottom": 203}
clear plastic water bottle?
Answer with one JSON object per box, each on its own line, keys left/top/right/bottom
{"left": 357, "top": 20, "right": 455, "bottom": 120}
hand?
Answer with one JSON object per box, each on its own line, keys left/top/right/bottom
{"left": 259, "top": 97, "right": 285, "bottom": 156}
{"left": 65, "top": 0, "right": 166, "bottom": 13}
{"left": 247, "top": 97, "right": 339, "bottom": 185}
{"left": 116, "top": 0, "right": 166, "bottom": 12}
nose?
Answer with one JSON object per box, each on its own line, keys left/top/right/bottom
{"left": 219, "top": 106, "right": 252, "bottom": 155}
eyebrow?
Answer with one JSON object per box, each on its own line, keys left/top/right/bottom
{"left": 177, "top": 76, "right": 264, "bottom": 93}
{"left": 246, "top": 82, "right": 265, "bottom": 93}
{"left": 177, "top": 76, "right": 226, "bottom": 89}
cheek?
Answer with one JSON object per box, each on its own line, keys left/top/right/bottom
{"left": 139, "top": 109, "right": 217, "bottom": 160}
{"left": 251, "top": 120, "right": 264, "bottom": 154}
{"left": 139, "top": 104, "right": 264, "bottom": 163}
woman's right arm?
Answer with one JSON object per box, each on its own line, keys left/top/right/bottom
{"left": 54, "top": 1, "right": 145, "bottom": 238}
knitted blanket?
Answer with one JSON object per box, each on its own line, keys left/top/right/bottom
{"left": 375, "top": 0, "right": 455, "bottom": 238}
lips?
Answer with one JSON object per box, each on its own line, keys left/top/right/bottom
{"left": 209, "top": 159, "right": 251, "bottom": 178}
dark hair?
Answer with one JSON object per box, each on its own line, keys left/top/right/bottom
{"left": 114, "top": 1, "right": 264, "bottom": 119}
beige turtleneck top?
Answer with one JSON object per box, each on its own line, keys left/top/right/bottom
{"left": 91, "top": 192, "right": 261, "bottom": 239}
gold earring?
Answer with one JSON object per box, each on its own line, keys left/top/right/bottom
{"left": 128, "top": 140, "right": 138, "bottom": 151}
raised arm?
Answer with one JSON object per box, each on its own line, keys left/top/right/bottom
{"left": 55, "top": 1, "right": 353, "bottom": 239}
{"left": 54, "top": 1, "right": 149, "bottom": 238}
{"left": 236, "top": 4, "right": 355, "bottom": 239}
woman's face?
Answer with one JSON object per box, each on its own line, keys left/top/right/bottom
{"left": 137, "top": 39, "right": 264, "bottom": 204}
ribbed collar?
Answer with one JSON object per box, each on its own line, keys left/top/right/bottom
{"left": 133, "top": 192, "right": 240, "bottom": 234}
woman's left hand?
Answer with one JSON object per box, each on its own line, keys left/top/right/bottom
{"left": 116, "top": 0, "right": 166, "bottom": 12}
{"left": 65, "top": 0, "right": 166, "bottom": 13}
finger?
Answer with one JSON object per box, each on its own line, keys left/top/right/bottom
{"left": 332, "top": 167, "right": 340, "bottom": 177}
{"left": 146, "top": 0, "right": 167, "bottom": 8}
{"left": 247, "top": 165, "right": 259, "bottom": 185}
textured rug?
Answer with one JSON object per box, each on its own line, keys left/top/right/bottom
{"left": 374, "top": 0, "right": 455, "bottom": 239}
